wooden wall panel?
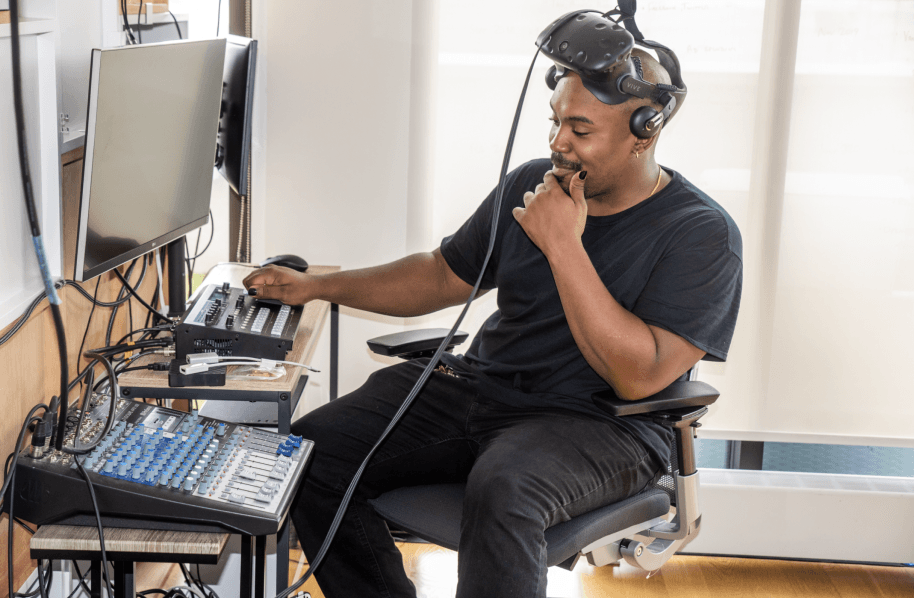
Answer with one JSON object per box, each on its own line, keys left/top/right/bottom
{"left": 61, "top": 148, "right": 84, "bottom": 281}
{"left": 0, "top": 148, "right": 168, "bottom": 597}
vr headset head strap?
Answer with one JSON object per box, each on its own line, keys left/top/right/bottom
{"left": 538, "top": 4, "right": 688, "bottom": 129}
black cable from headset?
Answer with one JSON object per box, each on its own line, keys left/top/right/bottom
{"left": 276, "top": 44, "right": 545, "bottom": 598}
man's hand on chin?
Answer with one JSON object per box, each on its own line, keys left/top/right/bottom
{"left": 512, "top": 170, "right": 588, "bottom": 259}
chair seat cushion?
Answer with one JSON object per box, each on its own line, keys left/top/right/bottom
{"left": 369, "top": 483, "right": 671, "bottom": 567}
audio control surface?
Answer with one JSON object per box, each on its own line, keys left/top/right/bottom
{"left": 176, "top": 283, "right": 303, "bottom": 362}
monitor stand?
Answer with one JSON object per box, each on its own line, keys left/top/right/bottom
{"left": 167, "top": 237, "right": 188, "bottom": 318}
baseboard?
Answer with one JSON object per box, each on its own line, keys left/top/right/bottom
{"left": 681, "top": 469, "right": 914, "bottom": 564}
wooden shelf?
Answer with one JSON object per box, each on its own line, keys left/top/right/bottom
{"left": 118, "top": 265, "right": 340, "bottom": 394}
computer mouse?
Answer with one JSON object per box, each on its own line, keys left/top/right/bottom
{"left": 259, "top": 254, "right": 308, "bottom": 272}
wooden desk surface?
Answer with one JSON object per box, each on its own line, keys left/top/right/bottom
{"left": 32, "top": 525, "right": 229, "bottom": 557}
{"left": 118, "top": 265, "right": 340, "bottom": 394}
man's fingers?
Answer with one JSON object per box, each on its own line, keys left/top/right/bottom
{"left": 568, "top": 170, "right": 587, "bottom": 207}
{"left": 248, "top": 283, "right": 271, "bottom": 298}
{"left": 512, "top": 206, "right": 526, "bottom": 222}
{"left": 542, "top": 171, "right": 558, "bottom": 189}
{"left": 242, "top": 267, "right": 283, "bottom": 296}
{"left": 522, "top": 191, "right": 534, "bottom": 207}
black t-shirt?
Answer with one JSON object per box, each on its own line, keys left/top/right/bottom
{"left": 439, "top": 158, "right": 743, "bottom": 470}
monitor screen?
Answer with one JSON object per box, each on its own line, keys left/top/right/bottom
{"left": 75, "top": 39, "right": 227, "bottom": 282}
{"left": 215, "top": 35, "right": 257, "bottom": 195}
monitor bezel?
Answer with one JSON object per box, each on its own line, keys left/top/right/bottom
{"left": 74, "top": 40, "right": 225, "bottom": 283}
{"left": 216, "top": 34, "right": 257, "bottom": 195}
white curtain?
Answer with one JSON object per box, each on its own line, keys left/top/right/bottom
{"left": 429, "top": 0, "right": 914, "bottom": 445}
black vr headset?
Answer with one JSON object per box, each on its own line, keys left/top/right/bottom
{"left": 537, "top": 1, "right": 687, "bottom": 139}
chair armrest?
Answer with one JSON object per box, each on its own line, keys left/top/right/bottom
{"left": 591, "top": 380, "right": 719, "bottom": 417}
{"left": 367, "top": 329, "right": 469, "bottom": 360}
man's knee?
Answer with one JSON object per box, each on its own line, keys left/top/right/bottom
{"left": 464, "top": 470, "right": 547, "bottom": 526}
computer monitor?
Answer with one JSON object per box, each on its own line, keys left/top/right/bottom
{"left": 215, "top": 35, "right": 257, "bottom": 195}
{"left": 74, "top": 39, "right": 227, "bottom": 283}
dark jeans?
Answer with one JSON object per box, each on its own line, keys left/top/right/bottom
{"left": 290, "top": 359, "right": 662, "bottom": 598}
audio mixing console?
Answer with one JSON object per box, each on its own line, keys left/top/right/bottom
{"left": 12, "top": 397, "right": 312, "bottom": 536}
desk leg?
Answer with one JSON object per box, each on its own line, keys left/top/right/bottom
{"left": 113, "top": 562, "right": 134, "bottom": 598}
{"left": 276, "top": 516, "right": 290, "bottom": 594}
{"left": 240, "top": 535, "right": 253, "bottom": 598}
{"left": 255, "top": 536, "right": 267, "bottom": 598}
{"left": 90, "top": 562, "right": 101, "bottom": 598}
{"left": 330, "top": 303, "right": 338, "bottom": 401}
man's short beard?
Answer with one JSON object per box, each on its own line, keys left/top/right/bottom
{"left": 551, "top": 152, "right": 582, "bottom": 172}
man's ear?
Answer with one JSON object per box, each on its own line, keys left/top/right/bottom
{"left": 632, "top": 130, "right": 660, "bottom": 155}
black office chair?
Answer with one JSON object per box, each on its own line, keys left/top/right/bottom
{"left": 365, "top": 329, "right": 718, "bottom": 572}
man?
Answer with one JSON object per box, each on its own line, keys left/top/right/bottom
{"left": 244, "top": 45, "right": 741, "bottom": 598}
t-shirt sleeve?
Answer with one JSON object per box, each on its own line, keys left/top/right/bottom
{"left": 440, "top": 192, "right": 498, "bottom": 289}
{"left": 440, "top": 162, "right": 542, "bottom": 289}
{"left": 632, "top": 213, "right": 743, "bottom": 362}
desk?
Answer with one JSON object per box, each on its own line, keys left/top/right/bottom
{"left": 116, "top": 263, "right": 339, "bottom": 594}
{"left": 31, "top": 525, "right": 231, "bottom": 598}
{"left": 118, "top": 264, "right": 341, "bottom": 434}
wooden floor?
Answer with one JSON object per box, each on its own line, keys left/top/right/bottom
{"left": 123, "top": 538, "right": 914, "bottom": 598}
{"left": 284, "top": 543, "right": 914, "bottom": 598}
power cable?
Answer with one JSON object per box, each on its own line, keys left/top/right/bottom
{"left": 76, "top": 278, "right": 102, "bottom": 396}
{"left": 113, "top": 269, "right": 170, "bottom": 325}
{"left": 73, "top": 456, "right": 115, "bottom": 598}
{"left": 168, "top": 11, "right": 183, "bottom": 39}
{"left": 121, "top": 0, "right": 138, "bottom": 44}
{"left": 136, "top": 1, "right": 144, "bottom": 44}
{"left": 8, "top": 0, "right": 70, "bottom": 452}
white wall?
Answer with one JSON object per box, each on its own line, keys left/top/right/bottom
{"left": 1, "top": 6, "right": 62, "bottom": 332}
{"left": 254, "top": 0, "right": 433, "bottom": 400}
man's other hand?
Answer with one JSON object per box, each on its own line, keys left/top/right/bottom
{"left": 512, "top": 170, "right": 588, "bottom": 258}
{"left": 242, "top": 265, "right": 311, "bottom": 305}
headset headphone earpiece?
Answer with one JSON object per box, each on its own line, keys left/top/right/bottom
{"left": 545, "top": 62, "right": 678, "bottom": 140}
{"left": 629, "top": 105, "right": 661, "bottom": 139}
{"left": 628, "top": 89, "right": 676, "bottom": 139}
